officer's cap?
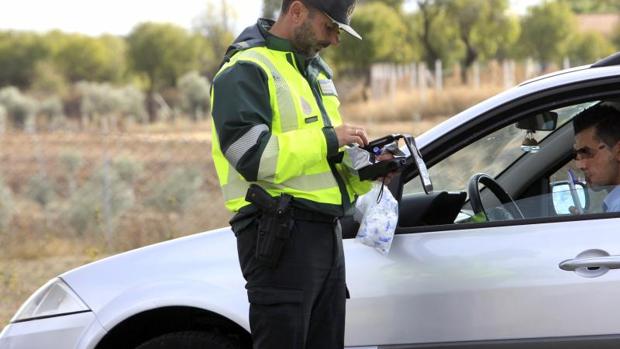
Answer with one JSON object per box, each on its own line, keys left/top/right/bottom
{"left": 304, "top": 0, "right": 362, "bottom": 40}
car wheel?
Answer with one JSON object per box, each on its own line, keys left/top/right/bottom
{"left": 135, "top": 331, "right": 238, "bottom": 349}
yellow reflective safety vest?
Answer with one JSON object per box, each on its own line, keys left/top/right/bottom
{"left": 211, "top": 46, "right": 371, "bottom": 213}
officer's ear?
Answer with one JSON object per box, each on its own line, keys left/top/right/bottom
{"left": 288, "top": 1, "right": 311, "bottom": 25}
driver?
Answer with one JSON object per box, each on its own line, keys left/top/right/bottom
{"left": 572, "top": 104, "right": 620, "bottom": 212}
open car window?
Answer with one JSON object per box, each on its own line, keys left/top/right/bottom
{"left": 404, "top": 102, "right": 594, "bottom": 196}
{"left": 399, "top": 100, "right": 601, "bottom": 228}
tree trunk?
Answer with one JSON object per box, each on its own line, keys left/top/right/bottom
{"left": 460, "top": 41, "right": 478, "bottom": 84}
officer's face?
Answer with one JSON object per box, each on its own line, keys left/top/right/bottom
{"left": 292, "top": 6, "right": 341, "bottom": 57}
{"left": 574, "top": 126, "right": 620, "bottom": 189}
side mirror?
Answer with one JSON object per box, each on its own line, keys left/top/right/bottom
{"left": 551, "top": 181, "right": 589, "bottom": 215}
{"left": 517, "top": 111, "right": 558, "bottom": 131}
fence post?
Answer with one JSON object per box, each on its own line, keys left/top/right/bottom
{"left": 390, "top": 64, "right": 397, "bottom": 100}
{"left": 434, "top": 60, "right": 443, "bottom": 93}
{"left": 525, "top": 58, "right": 535, "bottom": 80}
{"left": 473, "top": 62, "right": 480, "bottom": 90}
{"left": 418, "top": 62, "right": 428, "bottom": 108}
{"left": 503, "top": 60, "right": 515, "bottom": 89}
{"left": 563, "top": 57, "right": 571, "bottom": 70}
{"left": 409, "top": 63, "right": 417, "bottom": 90}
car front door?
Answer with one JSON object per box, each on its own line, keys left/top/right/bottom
{"left": 345, "top": 216, "right": 620, "bottom": 348}
{"left": 344, "top": 88, "right": 620, "bottom": 348}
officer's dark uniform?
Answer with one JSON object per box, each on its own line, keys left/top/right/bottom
{"left": 210, "top": 1, "right": 366, "bottom": 348}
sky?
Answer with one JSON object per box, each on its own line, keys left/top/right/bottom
{"left": 0, "top": 0, "right": 542, "bottom": 37}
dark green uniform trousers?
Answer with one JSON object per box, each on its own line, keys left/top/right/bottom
{"left": 234, "top": 214, "right": 346, "bottom": 349}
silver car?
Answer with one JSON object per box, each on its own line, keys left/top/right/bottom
{"left": 3, "top": 53, "right": 620, "bottom": 349}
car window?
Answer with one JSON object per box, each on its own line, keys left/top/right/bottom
{"left": 402, "top": 101, "right": 599, "bottom": 225}
{"left": 405, "top": 103, "right": 591, "bottom": 195}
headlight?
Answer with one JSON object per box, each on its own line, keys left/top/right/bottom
{"left": 11, "top": 278, "right": 90, "bottom": 323}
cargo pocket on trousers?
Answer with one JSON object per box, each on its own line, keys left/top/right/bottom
{"left": 247, "top": 287, "right": 304, "bottom": 346}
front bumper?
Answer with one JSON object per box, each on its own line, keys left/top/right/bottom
{"left": 0, "top": 312, "right": 104, "bottom": 349}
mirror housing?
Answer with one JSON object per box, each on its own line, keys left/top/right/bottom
{"left": 517, "top": 111, "right": 558, "bottom": 131}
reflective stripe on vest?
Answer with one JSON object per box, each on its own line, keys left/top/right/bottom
{"left": 240, "top": 50, "right": 298, "bottom": 132}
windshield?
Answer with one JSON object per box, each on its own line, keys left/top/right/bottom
{"left": 404, "top": 101, "right": 598, "bottom": 195}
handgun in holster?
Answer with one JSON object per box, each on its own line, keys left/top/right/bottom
{"left": 245, "top": 184, "right": 294, "bottom": 268}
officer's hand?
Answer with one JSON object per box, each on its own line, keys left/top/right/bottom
{"left": 335, "top": 124, "right": 368, "bottom": 147}
{"left": 569, "top": 206, "right": 582, "bottom": 215}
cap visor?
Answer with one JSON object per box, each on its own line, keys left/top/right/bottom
{"left": 338, "top": 23, "right": 362, "bottom": 40}
{"left": 325, "top": 13, "right": 362, "bottom": 40}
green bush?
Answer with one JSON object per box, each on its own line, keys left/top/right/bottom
{"left": 60, "top": 150, "right": 83, "bottom": 196}
{"left": 66, "top": 165, "right": 134, "bottom": 235}
{"left": 26, "top": 174, "right": 56, "bottom": 207}
{"left": 76, "top": 82, "right": 147, "bottom": 124}
{"left": 0, "top": 86, "right": 38, "bottom": 130}
{"left": 112, "top": 156, "right": 143, "bottom": 185}
{"left": 146, "top": 168, "right": 203, "bottom": 213}
{"left": 40, "top": 96, "right": 66, "bottom": 129}
{"left": 178, "top": 71, "right": 210, "bottom": 121}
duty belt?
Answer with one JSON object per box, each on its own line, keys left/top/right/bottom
{"left": 290, "top": 208, "right": 339, "bottom": 224}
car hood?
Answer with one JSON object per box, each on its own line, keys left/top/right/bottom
{"left": 61, "top": 227, "right": 246, "bottom": 316}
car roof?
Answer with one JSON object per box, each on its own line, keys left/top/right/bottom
{"left": 416, "top": 64, "right": 620, "bottom": 149}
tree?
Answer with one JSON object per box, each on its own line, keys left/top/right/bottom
{"left": 518, "top": 1, "right": 577, "bottom": 68}
{"left": 52, "top": 34, "right": 125, "bottom": 83}
{"left": 263, "top": 0, "right": 280, "bottom": 19}
{"left": 558, "top": 0, "right": 620, "bottom": 13}
{"left": 127, "top": 23, "right": 204, "bottom": 122}
{"left": 443, "top": 0, "right": 520, "bottom": 83}
{"left": 325, "top": 2, "right": 417, "bottom": 86}
{"left": 359, "top": 0, "right": 405, "bottom": 11}
{"left": 0, "top": 31, "right": 50, "bottom": 88}
{"left": 567, "top": 31, "right": 615, "bottom": 66}
{"left": 411, "top": 0, "right": 463, "bottom": 68}
{"left": 193, "top": 1, "right": 236, "bottom": 79}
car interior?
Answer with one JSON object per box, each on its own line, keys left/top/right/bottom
{"left": 391, "top": 96, "right": 620, "bottom": 234}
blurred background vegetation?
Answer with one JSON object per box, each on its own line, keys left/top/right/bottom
{"left": 2, "top": 0, "right": 620, "bottom": 325}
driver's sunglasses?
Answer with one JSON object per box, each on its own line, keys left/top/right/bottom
{"left": 572, "top": 143, "right": 607, "bottom": 160}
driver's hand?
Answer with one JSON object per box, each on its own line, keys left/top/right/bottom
{"left": 569, "top": 206, "right": 581, "bottom": 215}
{"left": 376, "top": 152, "right": 397, "bottom": 185}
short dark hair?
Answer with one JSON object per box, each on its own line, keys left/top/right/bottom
{"left": 573, "top": 103, "right": 620, "bottom": 147}
{"left": 281, "top": 0, "right": 316, "bottom": 14}
{"left": 281, "top": 0, "right": 294, "bottom": 13}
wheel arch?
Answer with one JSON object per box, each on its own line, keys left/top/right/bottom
{"left": 94, "top": 306, "right": 251, "bottom": 349}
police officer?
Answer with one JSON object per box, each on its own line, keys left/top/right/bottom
{"left": 210, "top": 0, "right": 370, "bottom": 348}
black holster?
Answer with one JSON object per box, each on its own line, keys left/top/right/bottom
{"left": 246, "top": 184, "right": 294, "bottom": 268}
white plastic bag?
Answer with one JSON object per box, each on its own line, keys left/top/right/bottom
{"left": 354, "top": 182, "right": 399, "bottom": 255}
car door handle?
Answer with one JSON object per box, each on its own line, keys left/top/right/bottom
{"left": 559, "top": 256, "right": 620, "bottom": 271}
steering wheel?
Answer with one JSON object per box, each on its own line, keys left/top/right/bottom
{"left": 467, "top": 173, "right": 525, "bottom": 221}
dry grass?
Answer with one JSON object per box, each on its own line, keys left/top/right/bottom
{"left": 343, "top": 85, "right": 502, "bottom": 123}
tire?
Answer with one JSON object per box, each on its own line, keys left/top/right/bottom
{"left": 135, "top": 331, "right": 238, "bottom": 349}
